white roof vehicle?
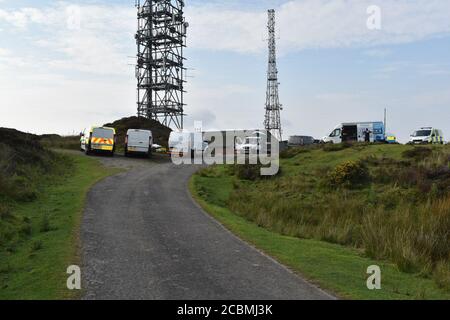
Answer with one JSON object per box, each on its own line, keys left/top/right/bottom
{"left": 169, "top": 130, "right": 204, "bottom": 156}
{"left": 409, "top": 127, "right": 444, "bottom": 145}
{"left": 235, "top": 135, "right": 273, "bottom": 156}
{"left": 322, "top": 122, "right": 385, "bottom": 144}
{"left": 125, "top": 129, "right": 153, "bottom": 157}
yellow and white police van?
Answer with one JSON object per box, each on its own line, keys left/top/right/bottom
{"left": 81, "top": 127, "right": 116, "bottom": 156}
{"left": 409, "top": 127, "right": 444, "bottom": 145}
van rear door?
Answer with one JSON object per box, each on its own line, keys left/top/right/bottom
{"left": 128, "top": 131, "right": 150, "bottom": 153}
{"left": 91, "top": 128, "right": 115, "bottom": 151}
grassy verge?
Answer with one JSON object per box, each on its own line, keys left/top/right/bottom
{"left": 189, "top": 144, "right": 450, "bottom": 300}
{"left": 0, "top": 154, "right": 121, "bottom": 300}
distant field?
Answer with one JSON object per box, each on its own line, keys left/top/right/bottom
{"left": 190, "top": 143, "right": 450, "bottom": 299}
{"left": 39, "top": 135, "right": 80, "bottom": 151}
{"left": 0, "top": 130, "right": 120, "bottom": 299}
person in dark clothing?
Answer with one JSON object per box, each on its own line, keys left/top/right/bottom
{"left": 364, "top": 128, "right": 372, "bottom": 142}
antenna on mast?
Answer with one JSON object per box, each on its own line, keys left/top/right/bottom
{"left": 264, "top": 9, "right": 283, "bottom": 141}
{"left": 135, "top": 0, "right": 188, "bottom": 129}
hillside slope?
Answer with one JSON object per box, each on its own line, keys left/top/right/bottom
{"left": 0, "top": 128, "right": 120, "bottom": 299}
{"left": 0, "top": 128, "right": 71, "bottom": 250}
{"left": 192, "top": 143, "right": 450, "bottom": 298}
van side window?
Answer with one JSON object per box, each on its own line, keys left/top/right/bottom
{"left": 330, "top": 129, "right": 341, "bottom": 137}
{"left": 373, "top": 128, "right": 382, "bottom": 134}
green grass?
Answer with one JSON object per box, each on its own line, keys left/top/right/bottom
{"left": 0, "top": 154, "right": 121, "bottom": 300}
{"left": 280, "top": 144, "right": 411, "bottom": 175}
{"left": 189, "top": 144, "right": 450, "bottom": 300}
{"left": 229, "top": 144, "right": 450, "bottom": 283}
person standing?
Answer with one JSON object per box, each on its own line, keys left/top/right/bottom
{"left": 364, "top": 128, "right": 372, "bottom": 142}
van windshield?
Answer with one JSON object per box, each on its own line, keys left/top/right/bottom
{"left": 412, "top": 130, "right": 431, "bottom": 137}
{"left": 93, "top": 128, "right": 114, "bottom": 139}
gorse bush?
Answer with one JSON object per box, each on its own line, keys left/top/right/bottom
{"left": 326, "top": 160, "right": 370, "bottom": 187}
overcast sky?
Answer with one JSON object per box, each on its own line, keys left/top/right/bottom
{"left": 1, "top": 0, "right": 449, "bottom": 142}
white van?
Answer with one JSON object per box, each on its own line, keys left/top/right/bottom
{"left": 235, "top": 131, "right": 272, "bottom": 155}
{"left": 409, "top": 127, "right": 444, "bottom": 144}
{"left": 125, "top": 129, "right": 153, "bottom": 157}
{"left": 323, "top": 122, "right": 385, "bottom": 144}
{"left": 235, "top": 136, "right": 258, "bottom": 155}
{"left": 169, "top": 130, "right": 204, "bottom": 157}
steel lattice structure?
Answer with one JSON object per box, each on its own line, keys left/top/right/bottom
{"left": 264, "top": 9, "right": 283, "bottom": 141}
{"left": 135, "top": 0, "right": 187, "bottom": 129}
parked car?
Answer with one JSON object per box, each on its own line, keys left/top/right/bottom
{"left": 385, "top": 133, "right": 398, "bottom": 144}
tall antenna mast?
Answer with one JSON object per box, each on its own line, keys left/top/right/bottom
{"left": 264, "top": 9, "right": 283, "bottom": 141}
{"left": 135, "top": 0, "right": 188, "bottom": 129}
